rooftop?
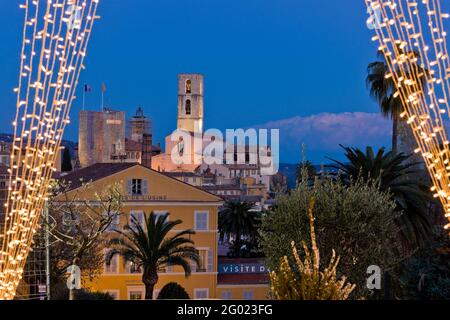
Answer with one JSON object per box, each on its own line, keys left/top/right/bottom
{"left": 125, "top": 138, "right": 161, "bottom": 152}
{"left": 55, "top": 163, "right": 222, "bottom": 201}
{"left": 56, "top": 163, "right": 136, "bottom": 190}
{"left": 165, "top": 172, "right": 201, "bottom": 178}
{"left": 202, "top": 184, "right": 243, "bottom": 191}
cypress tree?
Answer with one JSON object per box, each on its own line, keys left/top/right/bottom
{"left": 62, "top": 148, "right": 73, "bottom": 172}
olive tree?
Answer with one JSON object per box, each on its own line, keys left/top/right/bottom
{"left": 261, "top": 176, "right": 404, "bottom": 298}
{"left": 47, "top": 180, "right": 123, "bottom": 300}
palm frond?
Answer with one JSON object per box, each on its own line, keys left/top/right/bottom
{"left": 329, "top": 145, "right": 432, "bottom": 249}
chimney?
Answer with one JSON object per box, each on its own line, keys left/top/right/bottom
{"left": 142, "top": 133, "right": 152, "bottom": 168}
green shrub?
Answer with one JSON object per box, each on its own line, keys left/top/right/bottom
{"left": 51, "top": 284, "right": 114, "bottom": 300}
{"left": 76, "top": 289, "right": 115, "bottom": 300}
{"left": 157, "top": 282, "right": 190, "bottom": 300}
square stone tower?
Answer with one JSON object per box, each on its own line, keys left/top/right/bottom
{"left": 177, "top": 74, "right": 204, "bottom": 133}
{"left": 128, "top": 106, "right": 152, "bottom": 143}
{"left": 79, "top": 109, "right": 126, "bottom": 167}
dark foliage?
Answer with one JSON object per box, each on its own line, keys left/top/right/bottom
{"left": 399, "top": 229, "right": 450, "bottom": 300}
{"left": 157, "top": 282, "right": 190, "bottom": 300}
{"left": 61, "top": 147, "right": 72, "bottom": 172}
{"left": 51, "top": 284, "right": 114, "bottom": 300}
{"left": 219, "top": 201, "right": 260, "bottom": 258}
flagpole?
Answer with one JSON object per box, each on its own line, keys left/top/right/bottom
{"left": 101, "top": 83, "right": 105, "bottom": 111}
{"left": 82, "top": 89, "right": 86, "bottom": 111}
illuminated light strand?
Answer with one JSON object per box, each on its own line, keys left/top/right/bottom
{"left": 0, "top": 0, "right": 98, "bottom": 300}
{"left": 0, "top": 0, "right": 100, "bottom": 300}
{"left": 365, "top": 0, "right": 450, "bottom": 232}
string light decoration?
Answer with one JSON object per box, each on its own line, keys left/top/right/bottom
{"left": 0, "top": 0, "right": 100, "bottom": 300}
{"left": 365, "top": 0, "right": 450, "bottom": 232}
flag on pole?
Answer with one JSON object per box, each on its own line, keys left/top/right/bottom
{"left": 101, "top": 83, "right": 106, "bottom": 110}
{"left": 82, "top": 84, "right": 92, "bottom": 111}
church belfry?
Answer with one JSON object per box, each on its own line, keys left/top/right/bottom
{"left": 177, "top": 74, "right": 204, "bottom": 133}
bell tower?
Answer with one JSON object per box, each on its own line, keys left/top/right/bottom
{"left": 177, "top": 74, "right": 204, "bottom": 133}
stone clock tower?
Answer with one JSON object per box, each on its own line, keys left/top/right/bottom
{"left": 177, "top": 74, "right": 204, "bottom": 133}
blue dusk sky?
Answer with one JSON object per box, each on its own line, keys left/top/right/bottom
{"left": 1, "top": 1, "right": 449, "bottom": 163}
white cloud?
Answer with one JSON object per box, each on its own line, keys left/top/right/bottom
{"left": 253, "top": 112, "right": 392, "bottom": 162}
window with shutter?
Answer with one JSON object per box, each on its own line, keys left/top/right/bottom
{"left": 125, "top": 260, "right": 142, "bottom": 274}
{"left": 142, "top": 179, "right": 148, "bottom": 195}
{"left": 221, "top": 290, "right": 232, "bottom": 300}
{"left": 129, "top": 179, "right": 147, "bottom": 195}
{"left": 194, "top": 289, "right": 208, "bottom": 300}
{"left": 154, "top": 211, "right": 168, "bottom": 222}
{"left": 130, "top": 211, "right": 144, "bottom": 230}
{"left": 243, "top": 290, "right": 254, "bottom": 300}
{"left": 132, "top": 179, "right": 142, "bottom": 195}
{"left": 106, "top": 212, "right": 120, "bottom": 232}
{"left": 128, "top": 287, "right": 145, "bottom": 300}
{"left": 127, "top": 179, "right": 133, "bottom": 195}
{"left": 195, "top": 211, "right": 209, "bottom": 231}
{"left": 104, "top": 251, "right": 119, "bottom": 274}
{"left": 190, "top": 260, "right": 197, "bottom": 273}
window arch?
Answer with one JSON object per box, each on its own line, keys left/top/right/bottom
{"left": 178, "top": 137, "right": 185, "bottom": 156}
{"left": 185, "top": 99, "right": 191, "bottom": 115}
{"left": 185, "top": 80, "right": 192, "bottom": 94}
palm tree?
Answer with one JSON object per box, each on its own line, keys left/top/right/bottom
{"left": 296, "top": 160, "right": 317, "bottom": 183}
{"left": 329, "top": 146, "right": 432, "bottom": 249}
{"left": 367, "top": 49, "right": 427, "bottom": 154}
{"left": 219, "top": 201, "right": 259, "bottom": 257}
{"left": 367, "top": 56, "right": 403, "bottom": 154}
{"left": 106, "top": 212, "right": 200, "bottom": 300}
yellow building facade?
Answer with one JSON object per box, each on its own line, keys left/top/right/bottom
{"left": 60, "top": 163, "right": 269, "bottom": 300}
